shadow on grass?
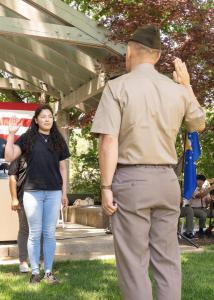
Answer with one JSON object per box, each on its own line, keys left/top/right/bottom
{"left": 0, "top": 248, "right": 214, "bottom": 300}
{"left": 0, "top": 260, "right": 121, "bottom": 300}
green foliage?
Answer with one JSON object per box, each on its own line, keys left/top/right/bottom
{"left": 69, "top": 124, "right": 100, "bottom": 196}
{"left": 62, "top": 0, "right": 100, "bottom": 19}
{"left": 62, "top": 0, "right": 213, "bottom": 106}
{"left": 197, "top": 108, "right": 214, "bottom": 178}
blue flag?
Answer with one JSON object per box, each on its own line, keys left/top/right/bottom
{"left": 183, "top": 132, "right": 201, "bottom": 200}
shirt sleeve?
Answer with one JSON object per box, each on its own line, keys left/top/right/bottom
{"left": 8, "top": 158, "right": 20, "bottom": 176}
{"left": 59, "top": 141, "right": 70, "bottom": 161}
{"left": 91, "top": 83, "right": 121, "bottom": 137}
{"left": 183, "top": 89, "right": 205, "bottom": 132}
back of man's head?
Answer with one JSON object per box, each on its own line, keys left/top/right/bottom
{"left": 129, "top": 25, "right": 161, "bottom": 50}
{"left": 126, "top": 25, "right": 161, "bottom": 71}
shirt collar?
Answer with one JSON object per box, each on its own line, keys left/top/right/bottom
{"left": 132, "top": 63, "right": 155, "bottom": 72}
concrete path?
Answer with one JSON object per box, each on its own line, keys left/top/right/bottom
{"left": 0, "top": 223, "right": 204, "bottom": 265}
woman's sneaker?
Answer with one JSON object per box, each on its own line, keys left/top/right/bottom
{"left": 19, "top": 262, "right": 29, "bottom": 273}
{"left": 43, "top": 272, "right": 59, "bottom": 284}
{"left": 30, "top": 274, "right": 41, "bottom": 284}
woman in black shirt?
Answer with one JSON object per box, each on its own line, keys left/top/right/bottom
{"left": 5, "top": 104, "right": 70, "bottom": 284}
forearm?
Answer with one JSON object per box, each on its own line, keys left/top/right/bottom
{"left": 184, "top": 85, "right": 201, "bottom": 107}
{"left": 5, "top": 133, "right": 15, "bottom": 162}
{"left": 196, "top": 186, "right": 214, "bottom": 198}
{"left": 99, "top": 134, "right": 118, "bottom": 186}
{"left": 9, "top": 176, "right": 18, "bottom": 200}
{"left": 5, "top": 134, "right": 21, "bottom": 162}
{"left": 60, "top": 163, "right": 68, "bottom": 195}
{"left": 183, "top": 84, "right": 205, "bottom": 133}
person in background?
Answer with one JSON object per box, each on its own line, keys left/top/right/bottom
{"left": 8, "top": 156, "right": 29, "bottom": 273}
{"left": 180, "top": 202, "right": 194, "bottom": 239}
{"left": 208, "top": 188, "right": 214, "bottom": 229}
{"left": 190, "top": 174, "right": 214, "bottom": 237}
{"left": 8, "top": 156, "right": 43, "bottom": 273}
{"left": 5, "top": 104, "right": 70, "bottom": 285}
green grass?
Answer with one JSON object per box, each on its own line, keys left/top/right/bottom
{"left": 0, "top": 248, "right": 214, "bottom": 300}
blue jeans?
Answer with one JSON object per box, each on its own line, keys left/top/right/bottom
{"left": 23, "top": 191, "right": 61, "bottom": 275}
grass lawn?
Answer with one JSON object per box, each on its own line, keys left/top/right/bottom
{"left": 0, "top": 245, "right": 214, "bottom": 300}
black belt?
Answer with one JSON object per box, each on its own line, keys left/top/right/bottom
{"left": 117, "top": 164, "right": 173, "bottom": 168}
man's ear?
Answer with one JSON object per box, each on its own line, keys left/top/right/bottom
{"left": 151, "top": 51, "right": 160, "bottom": 65}
{"left": 155, "top": 51, "right": 161, "bottom": 64}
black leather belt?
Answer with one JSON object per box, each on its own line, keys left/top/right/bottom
{"left": 117, "top": 164, "right": 173, "bottom": 168}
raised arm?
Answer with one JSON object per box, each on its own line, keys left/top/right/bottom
{"left": 173, "top": 58, "right": 205, "bottom": 133}
{"left": 5, "top": 116, "right": 22, "bottom": 162}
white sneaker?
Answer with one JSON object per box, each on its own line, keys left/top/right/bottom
{"left": 19, "top": 263, "right": 29, "bottom": 273}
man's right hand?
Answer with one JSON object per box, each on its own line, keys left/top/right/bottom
{"left": 11, "top": 198, "right": 20, "bottom": 211}
{"left": 173, "top": 58, "right": 191, "bottom": 86}
{"left": 101, "top": 189, "right": 118, "bottom": 216}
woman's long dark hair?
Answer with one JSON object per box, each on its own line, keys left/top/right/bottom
{"left": 22, "top": 104, "right": 67, "bottom": 155}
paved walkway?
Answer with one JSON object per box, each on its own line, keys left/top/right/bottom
{"left": 0, "top": 223, "right": 204, "bottom": 265}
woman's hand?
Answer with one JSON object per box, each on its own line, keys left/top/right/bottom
{"left": 61, "top": 194, "right": 68, "bottom": 208}
{"left": 8, "top": 116, "right": 20, "bottom": 135}
{"left": 173, "top": 58, "right": 190, "bottom": 86}
{"left": 11, "top": 198, "right": 20, "bottom": 211}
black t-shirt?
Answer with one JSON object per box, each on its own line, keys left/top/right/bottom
{"left": 8, "top": 156, "right": 27, "bottom": 202}
{"left": 15, "top": 133, "right": 70, "bottom": 191}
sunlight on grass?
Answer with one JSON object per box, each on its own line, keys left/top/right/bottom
{"left": 181, "top": 255, "right": 189, "bottom": 263}
{"left": 0, "top": 249, "right": 213, "bottom": 300}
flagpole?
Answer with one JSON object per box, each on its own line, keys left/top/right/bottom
{"left": 180, "top": 131, "right": 187, "bottom": 194}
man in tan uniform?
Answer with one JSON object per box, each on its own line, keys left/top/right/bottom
{"left": 91, "top": 25, "right": 205, "bottom": 300}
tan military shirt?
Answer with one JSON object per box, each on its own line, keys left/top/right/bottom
{"left": 91, "top": 63, "right": 205, "bottom": 165}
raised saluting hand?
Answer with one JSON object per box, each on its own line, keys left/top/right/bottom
{"left": 173, "top": 58, "right": 191, "bottom": 86}
{"left": 8, "top": 116, "right": 21, "bottom": 135}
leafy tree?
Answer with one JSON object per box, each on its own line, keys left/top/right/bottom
{"left": 62, "top": 0, "right": 213, "bottom": 106}
{"left": 69, "top": 123, "right": 100, "bottom": 196}
{"left": 198, "top": 108, "right": 214, "bottom": 178}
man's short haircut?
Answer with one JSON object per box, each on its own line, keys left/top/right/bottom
{"left": 128, "top": 41, "right": 160, "bottom": 55}
{"left": 196, "top": 174, "right": 206, "bottom": 181}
